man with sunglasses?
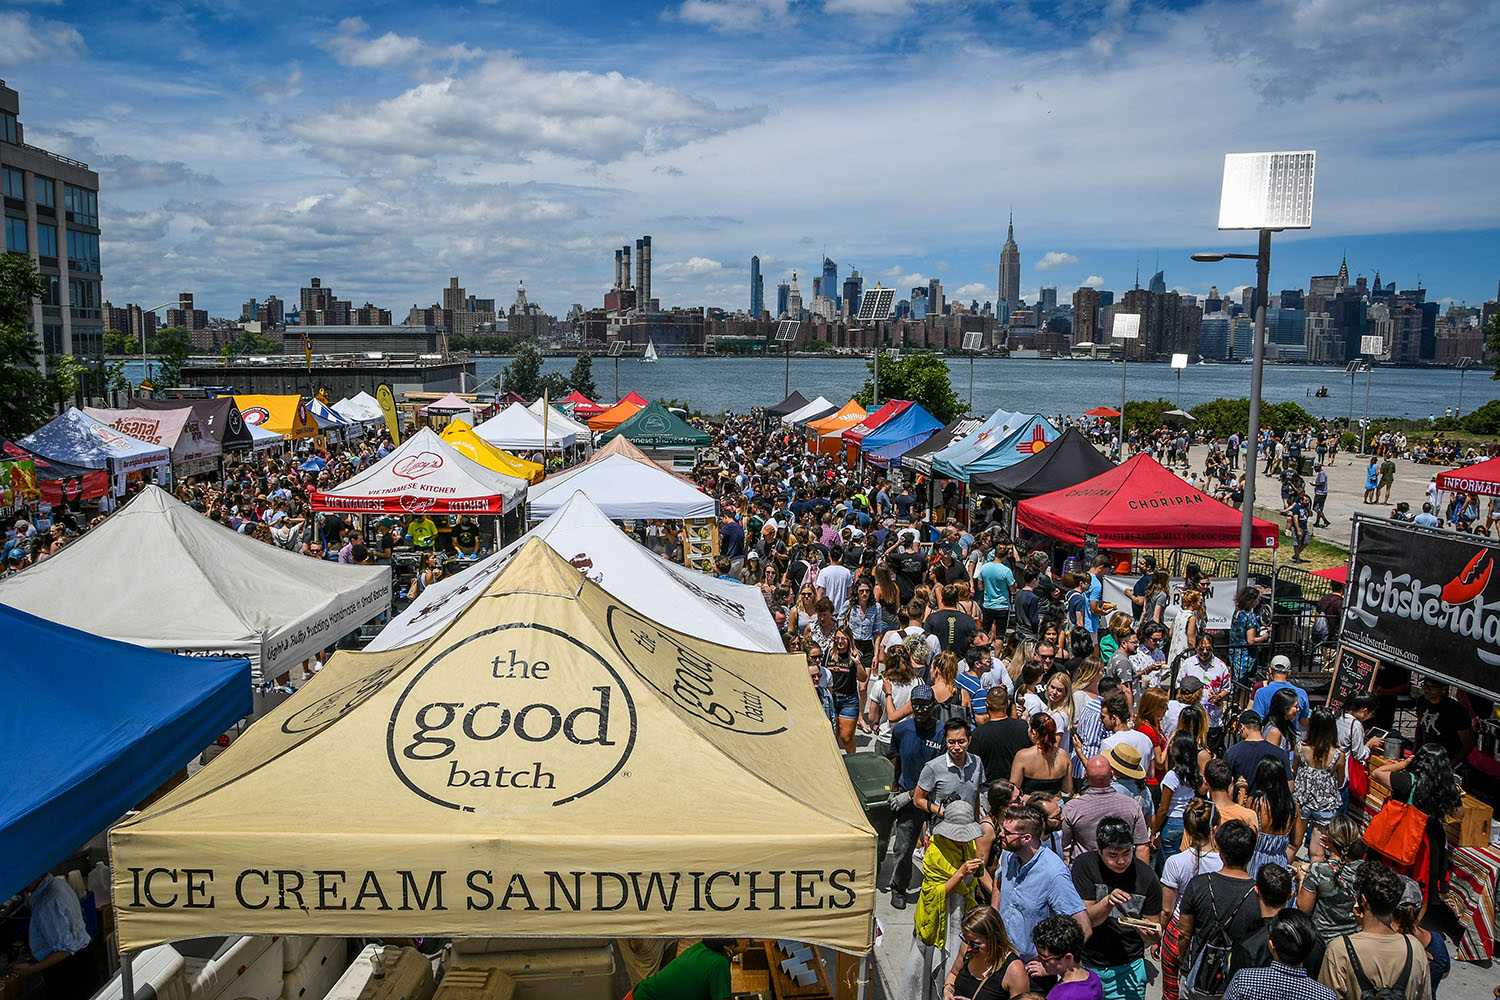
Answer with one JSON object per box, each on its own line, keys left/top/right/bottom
{"left": 992, "top": 804, "right": 1090, "bottom": 972}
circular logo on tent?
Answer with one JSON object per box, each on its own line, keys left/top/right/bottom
{"left": 388, "top": 623, "right": 637, "bottom": 811}
{"left": 227, "top": 408, "right": 244, "bottom": 435}
{"left": 400, "top": 494, "right": 437, "bottom": 514}
{"left": 242, "top": 406, "right": 270, "bottom": 426}
{"left": 605, "top": 605, "right": 789, "bottom": 735}
{"left": 393, "top": 451, "right": 444, "bottom": 480}
{"left": 283, "top": 664, "right": 398, "bottom": 734}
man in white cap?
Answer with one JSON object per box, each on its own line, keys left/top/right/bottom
{"left": 1252, "top": 655, "right": 1310, "bottom": 726}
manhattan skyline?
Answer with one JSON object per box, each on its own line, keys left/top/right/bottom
{"left": 3, "top": 0, "right": 1497, "bottom": 318}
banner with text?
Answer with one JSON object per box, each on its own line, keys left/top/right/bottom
{"left": 1101, "top": 574, "right": 1236, "bottom": 629}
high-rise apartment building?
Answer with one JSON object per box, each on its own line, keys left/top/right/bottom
{"left": 928, "top": 277, "right": 944, "bottom": 317}
{"left": 2, "top": 79, "right": 102, "bottom": 361}
{"left": 1072, "top": 286, "right": 1100, "bottom": 345}
{"left": 842, "top": 269, "right": 863, "bottom": 319}
{"left": 299, "top": 277, "right": 352, "bottom": 325}
{"left": 750, "top": 256, "right": 764, "bottom": 318}
{"left": 997, "top": 212, "right": 1021, "bottom": 311}
{"left": 910, "top": 286, "right": 929, "bottom": 321}
{"left": 166, "top": 291, "right": 212, "bottom": 349}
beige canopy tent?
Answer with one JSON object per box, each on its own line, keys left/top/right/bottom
{"left": 110, "top": 540, "right": 875, "bottom": 954}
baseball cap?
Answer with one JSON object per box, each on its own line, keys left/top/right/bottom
{"left": 1269, "top": 654, "right": 1292, "bottom": 672}
{"left": 910, "top": 684, "right": 935, "bottom": 705}
{"left": 1179, "top": 675, "right": 1205, "bottom": 694}
{"left": 1237, "top": 709, "right": 1263, "bottom": 728}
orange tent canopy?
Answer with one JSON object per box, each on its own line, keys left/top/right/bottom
{"left": 806, "top": 401, "right": 867, "bottom": 454}
{"left": 588, "top": 395, "right": 647, "bottom": 432}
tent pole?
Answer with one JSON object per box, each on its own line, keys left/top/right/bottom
{"left": 855, "top": 951, "right": 871, "bottom": 1000}
{"left": 121, "top": 950, "right": 135, "bottom": 1000}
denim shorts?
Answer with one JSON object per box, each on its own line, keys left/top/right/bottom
{"left": 834, "top": 693, "right": 861, "bottom": 719}
{"left": 1301, "top": 804, "right": 1337, "bottom": 825}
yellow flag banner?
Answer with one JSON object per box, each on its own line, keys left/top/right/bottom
{"left": 376, "top": 383, "right": 401, "bottom": 444}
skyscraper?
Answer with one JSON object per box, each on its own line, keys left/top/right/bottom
{"left": 786, "top": 272, "right": 802, "bottom": 319}
{"left": 928, "top": 278, "right": 944, "bottom": 317}
{"left": 776, "top": 282, "right": 790, "bottom": 319}
{"left": 821, "top": 257, "right": 839, "bottom": 311}
{"left": 842, "top": 269, "right": 863, "bottom": 318}
{"left": 750, "top": 256, "right": 764, "bottom": 318}
{"left": 1148, "top": 270, "right": 1166, "bottom": 295}
{"left": 997, "top": 212, "right": 1021, "bottom": 311}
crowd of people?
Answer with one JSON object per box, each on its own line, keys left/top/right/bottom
{"left": 693, "top": 407, "right": 1483, "bottom": 1000}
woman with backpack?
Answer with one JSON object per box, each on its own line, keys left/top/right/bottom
{"left": 1158, "top": 799, "right": 1222, "bottom": 1000}
{"left": 1293, "top": 708, "right": 1347, "bottom": 862}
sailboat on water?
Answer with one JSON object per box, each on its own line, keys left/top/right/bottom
{"left": 642, "top": 339, "right": 659, "bottom": 363}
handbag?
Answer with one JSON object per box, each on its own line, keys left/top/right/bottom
{"left": 1364, "top": 777, "right": 1426, "bottom": 866}
{"left": 1347, "top": 755, "right": 1369, "bottom": 800}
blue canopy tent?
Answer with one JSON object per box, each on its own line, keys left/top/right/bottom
{"left": 931, "top": 410, "right": 1058, "bottom": 480}
{"left": 859, "top": 403, "right": 945, "bottom": 468}
{"left": 0, "top": 602, "right": 250, "bottom": 902}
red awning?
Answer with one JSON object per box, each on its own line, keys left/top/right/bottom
{"left": 1312, "top": 566, "right": 1347, "bottom": 583}
{"left": 1084, "top": 406, "right": 1120, "bottom": 418}
{"left": 1436, "top": 456, "right": 1500, "bottom": 499}
{"left": 1018, "top": 453, "right": 1279, "bottom": 549}
{"left": 842, "top": 400, "right": 911, "bottom": 444}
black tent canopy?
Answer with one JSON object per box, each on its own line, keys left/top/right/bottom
{"left": 765, "top": 391, "right": 811, "bottom": 417}
{"left": 969, "top": 426, "right": 1115, "bottom": 499}
{"left": 136, "top": 397, "right": 254, "bottom": 452}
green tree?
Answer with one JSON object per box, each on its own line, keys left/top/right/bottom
{"left": 103, "top": 328, "right": 134, "bottom": 355}
{"left": 49, "top": 354, "right": 86, "bottom": 411}
{"left": 1188, "top": 397, "right": 1316, "bottom": 438}
{"left": 154, "top": 327, "right": 193, "bottom": 387}
{"left": 105, "top": 359, "right": 129, "bottom": 404}
{"left": 1121, "top": 397, "right": 1178, "bottom": 436}
{"left": 567, "top": 351, "right": 598, "bottom": 400}
{"left": 853, "top": 351, "right": 964, "bottom": 423}
{"left": 1462, "top": 399, "right": 1500, "bottom": 436}
{"left": 0, "top": 254, "right": 52, "bottom": 439}
{"left": 500, "top": 342, "right": 545, "bottom": 397}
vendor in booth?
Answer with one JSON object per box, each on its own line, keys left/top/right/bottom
{"left": 405, "top": 512, "right": 438, "bottom": 549}
{"left": 9, "top": 872, "right": 103, "bottom": 996}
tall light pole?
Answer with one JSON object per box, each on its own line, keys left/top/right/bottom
{"left": 775, "top": 320, "right": 799, "bottom": 397}
{"left": 1171, "top": 353, "right": 1189, "bottom": 407}
{"left": 1457, "top": 357, "right": 1476, "bottom": 417}
{"left": 139, "top": 298, "right": 186, "bottom": 389}
{"left": 1191, "top": 149, "right": 1316, "bottom": 596}
{"left": 962, "top": 331, "right": 984, "bottom": 411}
{"left": 1112, "top": 314, "right": 1140, "bottom": 451}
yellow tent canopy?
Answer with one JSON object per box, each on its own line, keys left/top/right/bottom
{"left": 110, "top": 540, "right": 875, "bottom": 953}
{"left": 231, "top": 395, "right": 318, "bottom": 441}
{"left": 441, "top": 418, "right": 545, "bottom": 484}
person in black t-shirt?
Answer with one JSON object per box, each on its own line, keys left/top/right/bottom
{"left": 1413, "top": 677, "right": 1475, "bottom": 766}
{"left": 1223, "top": 710, "right": 1291, "bottom": 797}
{"left": 925, "top": 587, "right": 978, "bottom": 658}
{"left": 1178, "top": 820, "right": 1262, "bottom": 981}
{"left": 971, "top": 688, "right": 1032, "bottom": 784}
{"left": 888, "top": 530, "right": 928, "bottom": 605}
{"left": 1072, "top": 817, "right": 1162, "bottom": 992}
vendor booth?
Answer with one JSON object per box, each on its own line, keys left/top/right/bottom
{"left": 528, "top": 397, "right": 592, "bottom": 443}
{"left": 474, "top": 403, "right": 580, "bottom": 452}
{"left": 560, "top": 389, "right": 608, "bottom": 419}
{"left": 856, "top": 402, "right": 943, "bottom": 468}
{"left": 970, "top": 425, "right": 1115, "bottom": 500}
{"left": 764, "top": 390, "right": 811, "bottom": 420}
{"left": 232, "top": 394, "right": 318, "bottom": 442}
{"left": 246, "top": 421, "right": 285, "bottom": 453}
{"left": 526, "top": 452, "right": 715, "bottom": 522}
{"left": 587, "top": 391, "right": 649, "bottom": 433}
{"left": 0, "top": 485, "right": 392, "bottom": 681}
{"left": 0, "top": 601, "right": 250, "bottom": 902}
{"left": 423, "top": 391, "right": 480, "bottom": 423}
{"left": 84, "top": 406, "right": 221, "bottom": 478}
{"left": 589, "top": 433, "right": 699, "bottom": 485}
{"left": 306, "top": 398, "right": 362, "bottom": 440}
{"left": 0, "top": 436, "right": 110, "bottom": 503}
{"left": 930, "top": 409, "right": 1058, "bottom": 481}
{"left": 839, "top": 400, "right": 910, "bottom": 465}
{"left": 108, "top": 540, "right": 876, "bottom": 954}
{"left": 1436, "top": 455, "right": 1500, "bottom": 498}
{"left": 311, "top": 428, "right": 527, "bottom": 515}
{"left": 597, "top": 401, "right": 709, "bottom": 471}
{"left": 369, "top": 492, "right": 783, "bottom": 653}
{"left": 1018, "top": 453, "right": 1279, "bottom": 549}
{"left": 332, "top": 392, "right": 387, "bottom": 431}
{"left": 781, "top": 395, "right": 837, "bottom": 427}
{"left": 18, "top": 407, "right": 171, "bottom": 492}
{"left": 806, "top": 401, "right": 867, "bottom": 455}
{"left": 899, "top": 417, "right": 983, "bottom": 477}
{"left": 136, "top": 396, "right": 254, "bottom": 454}
{"left": 440, "top": 418, "right": 545, "bottom": 484}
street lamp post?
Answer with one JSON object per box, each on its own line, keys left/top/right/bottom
{"left": 140, "top": 299, "right": 187, "bottom": 391}
{"left": 1171, "top": 353, "right": 1189, "bottom": 408}
{"left": 1112, "top": 314, "right": 1141, "bottom": 456}
{"left": 1457, "top": 357, "right": 1476, "bottom": 417}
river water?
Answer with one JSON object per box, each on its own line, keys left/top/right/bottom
{"left": 133, "top": 357, "right": 1490, "bottom": 421}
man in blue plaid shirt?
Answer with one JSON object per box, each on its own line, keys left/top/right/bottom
{"left": 1223, "top": 908, "right": 1335, "bottom": 1000}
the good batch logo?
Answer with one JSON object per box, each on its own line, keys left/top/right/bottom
{"left": 606, "top": 604, "right": 789, "bottom": 735}
{"left": 388, "top": 623, "right": 637, "bottom": 811}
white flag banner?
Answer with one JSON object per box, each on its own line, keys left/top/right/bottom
{"left": 1101, "top": 575, "right": 1237, "bottom": 629}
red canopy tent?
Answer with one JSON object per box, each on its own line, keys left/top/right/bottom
{"left": 561, "top": 389, "right": 607, "bottom": 418}
{"left": 1018, "top": 453, "right": 1279, "bottom": 549}
{"left": 840, "top": 400, "right": 911, "bottom": 465}
{"left": 1436, "top": 456, "right": 1500, "bottom": 499}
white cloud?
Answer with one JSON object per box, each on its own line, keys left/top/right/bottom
{"left": 1036, "top": 251, "right": 1080, "bottom": 271}
{"left": 658, "top": 256, "right": 725, "bottom": 277}
{"left": 0, "top": 11, "right": 83, "bottom": 63}
{"left": 676, "top": 0, "right": 793, "bottom": 32}
{"left": 953, "top": 282, "right": 990, "bottom": 298}
{"left": 323, "top": 18, "right": 478, "bottom": 71}
{"left": 1082, "top": 275, "right": 1105, "bottom": 287}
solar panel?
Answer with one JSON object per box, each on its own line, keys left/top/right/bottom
{"left": 607, "top": 341, "right": 625, "bottom": 356}
{"left": 1360, "top": 334, "right": 1383, "bottom": 356}
{"left": 775, "top": 320, "right": 800, "bottom": 342}
{"left": 857, "top": 287, "right": 895, "bottom": 322}
{"left": 1218, "top": 151, "right": 1316, "bottom": 230}
{"left": 962, "top": 332, "right": 984, "bottom": 351}
{"left": 1112, "top": 314, "right": 1141, "bottom": 340}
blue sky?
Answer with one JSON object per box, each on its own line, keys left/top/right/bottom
{"left": 3, "top": 0, "right": 1499, "bottom": 320}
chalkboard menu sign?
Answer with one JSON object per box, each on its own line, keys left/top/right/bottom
{"left": 1327, "top": 645, "right": 1379, "bottom": 714}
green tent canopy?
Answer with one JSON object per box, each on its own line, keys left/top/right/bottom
{"left": 598, "top": 401, "right": 711, "bottom": 448}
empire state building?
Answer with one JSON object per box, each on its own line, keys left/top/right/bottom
{"left": 997, "top": 212, "right": 1021, "bottom": 312}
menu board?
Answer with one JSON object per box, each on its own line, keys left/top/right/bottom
{"left": 684, "top": 517, "right": 717, "bottom": 573}
{"left": 1327, "top": 645, "right": 1379, "bottom": 714}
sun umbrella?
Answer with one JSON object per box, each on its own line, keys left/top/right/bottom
{"left": 1084, "top": 406, "right": 1120, "bottom": 418}
{"left": 298, "top": 456, "right": 327, "bottom": 472}
{"left": 1163, "top": 409, "right": 1196, "bottom": 425}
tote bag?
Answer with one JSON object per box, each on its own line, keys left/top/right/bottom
{"left": 1364, "top": 779, "right": 1426, "bottom": 867}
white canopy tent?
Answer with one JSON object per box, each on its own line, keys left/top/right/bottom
{"left": 780, "top": 395, "right": 836, "bottom": 427}
{"left": 369, "top": 491, "right": 783, "bottom": 653}
{"left": 527, "top": 397, "right": 592, "bottom": 441}
{"left": 246, "top": 422, "right": 285, "bottom": 452}
{"left": 332, "top": 392, "right": 385, "bottom": 429}
{"left": 526, "top": 452, "right": 716, "bottom": 521}
{"left": 0, "top": 485, "right": 391, "bottom": 680}
{"left": 473, "top": 403, "right": 580, "bottom": 450}
{"left": 310, "top": 428, "right": 526, "bottom": 515}
{"left": 307, "top": 399, "right": 362, "bottom": 439}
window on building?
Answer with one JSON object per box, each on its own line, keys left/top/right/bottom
{"left": 36, "top": 221, "right": 57, "bottom": 257}
{"left": 69, "top": 277, "right": 100, "bottom": 310}
{"left": 66, "top": 229, "right": 99, "bottom": 272}
{"left": 33, "top": 174, "right": 54, "bottom": 208}
{"left": 64, "top": 184, "right": 97, "bottom": 226}
{"left": 5, "top": 216, "right": 26, "bottom": 252}
{"left": 42, "top": 275, "right": 60, "bottom": 306}
{"left": 2, "top": 167, "right": 23, "bottom": 200}
{"left": 1, "top": 112, "right": 18, "bottom": 145}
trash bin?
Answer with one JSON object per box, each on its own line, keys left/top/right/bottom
{"left": 842, "top": 751, "right": 896, "bottom": 859}
{"left": 1299, "top": 455, "right": 1315, "bottom": 476}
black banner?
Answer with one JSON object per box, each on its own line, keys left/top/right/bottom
{"left": 1343, "top": 519, "right": 1500, "bottom": 697}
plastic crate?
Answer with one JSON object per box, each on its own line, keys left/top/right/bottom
{"left": 283, "top": 936, "right": 346, "bottom": 1000}
{"left": 444, "top": 946, "right": 615, "bottom": 1000}
{"left": 432, "top": 968, "right": 516, "bottom": 1000}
